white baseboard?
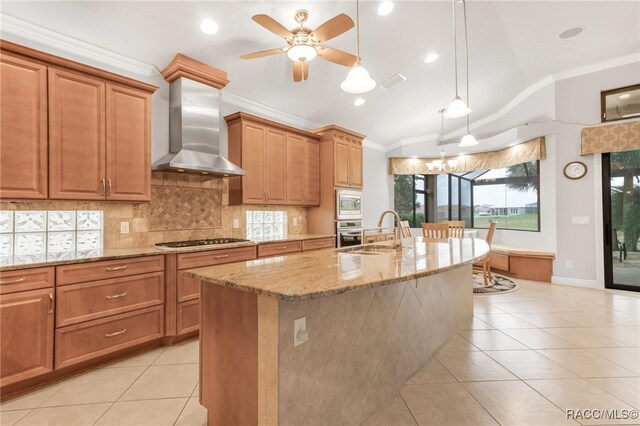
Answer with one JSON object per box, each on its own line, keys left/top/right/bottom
{"left": 551, "top": 275, "right": 603, "bottom": 289}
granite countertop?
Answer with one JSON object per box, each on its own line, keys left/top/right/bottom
{"left": 187, "top": 237, "right": 490, "bottom": 301}
{"left": 252, "top": 234, "right": 335, "bottom": 244}
{"left": 0, "top": 234, "right": 335, "bottom": 271}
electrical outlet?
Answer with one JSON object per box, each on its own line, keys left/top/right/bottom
{"left": 120, "top": 221, "right": 130, "bottom": 234}
{"left": 293, "top": 316, "right": 308, "bottom": 347}
{"left": 293, "top": 217, "right": 298, "bottom": 226}
{"left": 233, "top": 219, "right": 239, "bottom": 229}
{"left": 566, "top": 260, "right": 574, "bottom": 269}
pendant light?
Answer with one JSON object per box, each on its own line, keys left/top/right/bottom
{"left": 458, "top": 0, "right": 478, "bottom": 147}
{"left": 444, "top": 0, "right": 471, "bottom": 119}
{"left": 341, "top": 0, "right": 376, "bottom": 93}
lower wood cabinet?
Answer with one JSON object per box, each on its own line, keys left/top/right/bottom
{"left": 257, "top": 241, "right": 302, "bottom": 258}
{"left": 0, "top": 288, "right": 54, "bottom": 386}
{"left": 55, "top": 305, "right": 163, "bottom": 369}
{"left": 301, "top": 237, "right": 335, "bottom": 251}
{"left": 176, "top": 299, "right": 199, "bottom": 336}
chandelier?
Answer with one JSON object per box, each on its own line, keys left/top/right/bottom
{"left": 427, "top": 109, "right": 458, "bottom": 173}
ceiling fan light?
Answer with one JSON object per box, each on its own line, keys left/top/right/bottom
{"left": 459, "top": 133, "right": 478, "bottom": 147}
{"left": 286, "top": 44, "right": 317, "bottom": 62}
{"left": 341, "top": 65, "right": 376, "bottom": 94}
{"left": 444, "top": 96, "right": 471, "bottom": 118}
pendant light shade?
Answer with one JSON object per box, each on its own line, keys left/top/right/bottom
{"left": 444, "top": 96, "right": 471, "bottom": 118}
{"left": 459, "top": 133, "right": 478, "bottom": 147}
{"left": 341, "top": 64, "right": 376, "bottom": 93}
{"left": 341, "top": 0, "right": 376, "bottom": 94}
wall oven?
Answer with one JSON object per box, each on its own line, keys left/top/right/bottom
{"left": 336, "top": 189, "right": 362, "bottom": 220}
{"left": 336, "top": 220, "right": 363, "bottom": 248}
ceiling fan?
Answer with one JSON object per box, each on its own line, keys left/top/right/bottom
{"left": 241, "top": 9, "right": 358, "bottom": 82}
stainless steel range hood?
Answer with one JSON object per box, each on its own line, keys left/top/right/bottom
{"left": 152, "top": 77, "right": 245, "bottom": 176}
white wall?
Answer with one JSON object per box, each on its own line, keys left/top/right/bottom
{"left": 362, "top": 146, "right": 393, "bottom": 229}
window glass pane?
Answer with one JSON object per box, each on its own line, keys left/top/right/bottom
{"left": 415, "top": 193, "right": 426, "bottom": 226}
{"left": 415, "top": 176, "right": 425, "bottom": 191}
{"left": 461, "top": 178, "right": 472, "bottom": 227}
{"left": 436, "top": 174, "right": 449, "bottom": 222}
{"left": 476, "top": 168, "right": 506, "bottom": 181}
{"left": 451, "top": 176, "right": 459, "bottom": 220}
{"left": 394, "top": 175, "right": 416, "bottom": 227}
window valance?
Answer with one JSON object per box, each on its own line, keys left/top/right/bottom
{"left": 388, "top": 137, "right": 546, "bottom": 175}
{"left": 581, "top": 120, "right": 640, "bottom": 155}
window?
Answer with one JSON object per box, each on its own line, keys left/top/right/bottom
{"left": 472, "top": 161, "right": 540, "bottom": 231}
{"left": 394, "top": 175, "right": 427, "bottom": 227}
{"left": 393, "top": 160, "right": 540, "bottom": 231}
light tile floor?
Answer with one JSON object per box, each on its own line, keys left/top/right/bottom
{"left": 2, "top": 279, "right": 639, "bottom": 425}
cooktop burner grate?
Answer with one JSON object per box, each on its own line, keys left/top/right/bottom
{"left": 155, "top": 238, "right": 249, "bottom": 248}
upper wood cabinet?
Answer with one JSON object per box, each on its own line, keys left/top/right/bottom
{"left": 226, "top": 112, "right": 320, "bottom": 206}
{"left": 0, "top": 40, "right": 157, "bottom": 202}
{"left": 0, "top": 53, "right": 48, "bottom": 199}
{"left": 313, "top": 125, "right": 365, "bottom": 189}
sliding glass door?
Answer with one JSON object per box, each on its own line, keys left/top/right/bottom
{"left": 602, "top": 150, "right": 640, "bottom": 291}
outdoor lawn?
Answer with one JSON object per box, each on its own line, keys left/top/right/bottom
{"left": 473, "top": 213, "right": 539, "bottom": 231}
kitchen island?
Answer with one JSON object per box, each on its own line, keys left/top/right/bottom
{"left": 188, "top": 237, "right": 489, "bottom": 426}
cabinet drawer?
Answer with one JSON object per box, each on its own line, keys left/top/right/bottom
{"left": 489, "top": 252, "right": 509, "bottom": 271}
{"left": 56, "top": 272, "right": 164, "bottom": 327}
{"left": 301, "top": 238, "right": 335, "bottom": 251}
{"left": 177, "top": 299, "right": 199, "bottom": 336}
{"left": 0, "top": 267, "right": 54, "bottom": 294}
{"left": 177, "top": 246, "right": 256, "bottom": 270}
{"left": 57, "top": 255, "right": 164, "bottom": 285}
{"left": 55, "top": 305, "right": 163, "bottom": 369}
{"left": 258, "top": 241, "right": 302, "bottom": 258}
{"left": 177, "top": 273, "right": 200, "bottom": 303}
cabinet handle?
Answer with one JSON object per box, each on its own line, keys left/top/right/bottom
{"left": 107, "top": 179, "right": 112, "bottom": 195}
{"left": 105, "top": 292, "right": 127, "bottom": 300}
{"left": 315, "top": 241, "right": 326, "bottom": 245}
{"left": 263, "top": 189, "right": 267, "bottom": 202}
{"left": 48, "top": 293, "right": 53, "bottom": 314}
{"left": 0, "top": 277, "right": 26, "bottom": 285}
{"left": 105, "top": 265, "right": 128, "bottom": 271}
{"left": 101, "top": 179, "right": 106, "bottom": 194}
{"left": 267, "top": 189, "right": 271, "bottom": 202}
{"left": 105, "top": 328, "right": 127, "bottom": 338}
{"left": 214, "top": 254, "right": 229, "bottom": 259}
{"left": 277, "top": 246, "right": 287, "bottom": 250}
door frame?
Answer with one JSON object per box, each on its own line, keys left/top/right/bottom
{"left": 601, "top": 152, "right": 638, "bottom": 292}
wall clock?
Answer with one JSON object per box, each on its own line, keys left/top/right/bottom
{"left": 563, "top": 161, "right": 587, "bottom": 180}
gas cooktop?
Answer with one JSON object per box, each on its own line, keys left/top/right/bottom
{"left": 155, "top": 238, "right": 249, "bottom": 248}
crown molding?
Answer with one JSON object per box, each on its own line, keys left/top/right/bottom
{"left": 553, "top": 52, "right": 640, "bottom": 82}
{"left": 0, "top": 13, "right": 157, "bottom": 77}
{"left": 363, "top": 140, "right": 387, "bottom": 152}
{"left": 221, "top": 91, "right": 323, "bottom": 130}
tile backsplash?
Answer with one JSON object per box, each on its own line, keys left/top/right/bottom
{"left": 0, "top": 172, "right": 307, "bottom": 249}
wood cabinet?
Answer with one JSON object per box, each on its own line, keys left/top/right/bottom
{"left": 0, "top": 40, "right": 157, "bottom": 202}
{"left": 257, "top": 241, "right": 302, "bottom": 258}
{"left": 226, "top": 112, "right": 321, "bottom": 206}
{"left": 49, "top": 68, "right": 152, "bottom": 201}
{"left": 0, "top": 53, "right": 48, "bottom": 199}
{"left": 0, "top": 288, "right": 54, "bottom": 387}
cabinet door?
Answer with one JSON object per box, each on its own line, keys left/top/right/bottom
{"left": 304, "top": 139, "right": 320, "bottom": 205}
{"left": 242, "top": 123, "right": 266, "bottom": 204}
{"left": 106, "top": 84, "right": 151, "bottom": 201}
{"left": 49, "top": 68, "right": 106, "bottom": 200}
{"left": 0, "top": 288, "right": 54, "bottom": 386}
{"left": 348, "top": 142, "right": 363, "bottom": 188}
{"left": 286, "top": 134, "right": 305, "bottom": 204}
{"left": 264, "top": 128, "right": 287, "bottom": 204}
{"left": 334, "top": 139, "right": 350, "bottom": 187}
{"left": 0, "top": 54, "right": 48, "bottom": 200}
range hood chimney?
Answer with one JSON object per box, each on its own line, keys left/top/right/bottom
{"left": 152, "top": 54, "right": 245, "bottom": 176}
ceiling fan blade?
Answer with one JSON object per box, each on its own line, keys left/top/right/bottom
{"left": 240, "top": 48, "right": 285, "bottom": 60}
{"left": 252, "top": 14, "right": 293, "bottom": 39}
{"left": 317, "top": 47, "right": 358, "bottom": 67}
{"left": 293, "top": 61, "right": 309, "bottom": 82}
{"left": 312, "top": 14, "right": 354, "bottom": 42}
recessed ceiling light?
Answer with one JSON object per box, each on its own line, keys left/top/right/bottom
{"left": 424, "top": 52, "right": 439, "bottom": 63}
{"left": 619, "top": 93, "right": 631, "bottom": 100}
{"left": 378, "top": 1, "right": 394, "bottom": 16}
{"left": 354, "top": 98, "right": 366, "bottom": 106}
{"left": 200, "top": 19, "right": 219, "bottom": 35}
{"left": 558, "top": 27, "right": 584, "bottom": 39}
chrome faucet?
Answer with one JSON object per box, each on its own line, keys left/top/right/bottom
{"left": 377, "top": 210, "right": 403, "bottom": 247}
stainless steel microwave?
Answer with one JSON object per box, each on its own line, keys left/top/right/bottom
{"left": 336, "top": 189, "right": 362, "bottom": 220}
